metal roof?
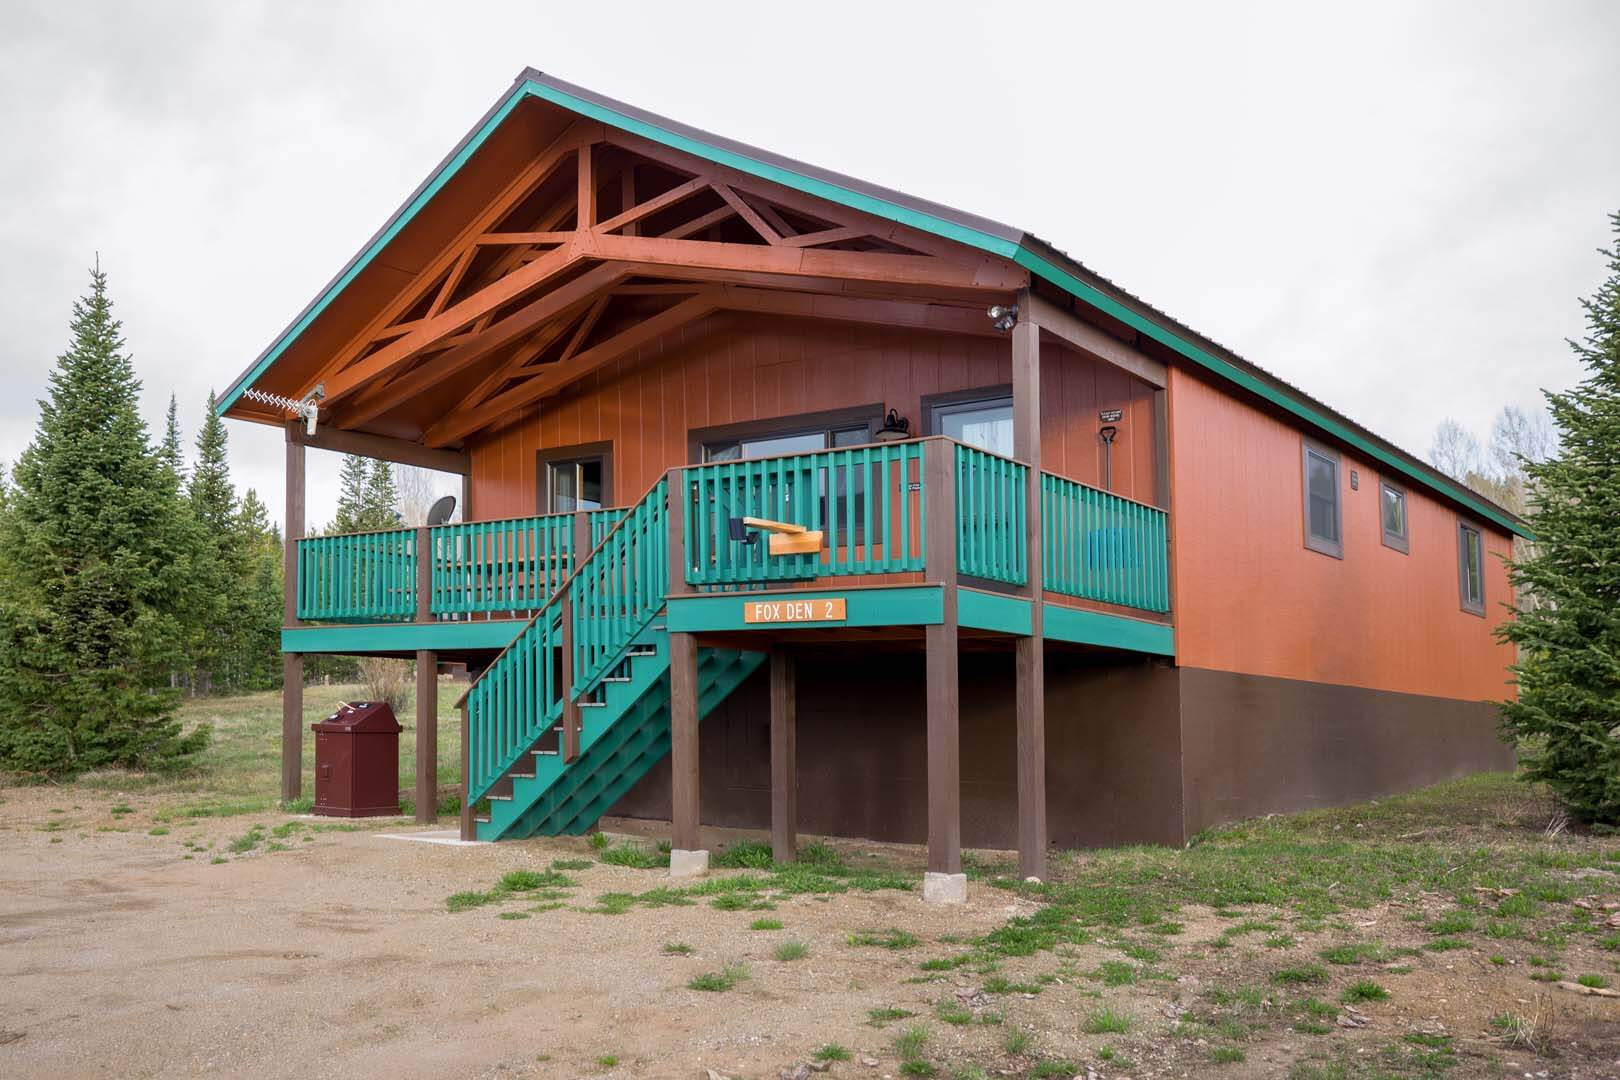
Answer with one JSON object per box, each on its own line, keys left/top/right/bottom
{"left": 218, "top": 69, "right": 1526, "bottom": 537}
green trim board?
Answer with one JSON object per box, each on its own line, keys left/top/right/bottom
{"left": 1043, "top": 603, "right": 1175, "bottom": 656}
{"left": 222, "top": 71, "right": 1527, "bottom": 540}
{"left": 282, "top": 619, "right": 525, "bottom": 654}
{"left": 957, "top": 588, "right": 1032, "bottom": 636}
{"left": 666, "top": 586, "right": 943, "bottom": 633}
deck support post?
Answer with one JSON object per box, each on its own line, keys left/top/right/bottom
{"left": 414, "top": 650, "right": 438, "bottom": 822}
{"left": 1013, "top": 288, "right": 1048, "bottom": 881}
{"left": 412, "top": 528, "right": 437, "bottom": 823}
{"left": 281, "top": 425, "right": 305, "bottom": 805}
{"left": 922, "top": 439, "right": 963, "bottom": 901}
{"left": 666, "top": 468, "right": 707, "bottom": 876}
{"left": 560, "top": 510, "right": 590, "bottom": 763}
{"left": 458, "top": 695, "right": 474, "bottom": 840}
{"left": 770, "top": 649, "right": 797, "bottom": 863}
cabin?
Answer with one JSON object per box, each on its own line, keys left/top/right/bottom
{"left": 219, "top": 70, "right": 1520, "bottom": 898}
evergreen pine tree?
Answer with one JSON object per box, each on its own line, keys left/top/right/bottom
{"left": 234, "top": 489, "right": 284, "bottom": 690}
{"left": 0, "top": 265, "right": 207, "bottom": 775}
{"left": 160, "top": 393, "right": 185, "bottom": 478}
{"left": 188, "top": 392, "right": 236, "bottom": 533}
{"left": 330, "top": 455, "right": 370, "bottom": 533}
{"left": 1500, "top": 212, "right": 1620, "bottom": 822}
{"left": 361, "top": 458, "right": 400, "bottom": 530}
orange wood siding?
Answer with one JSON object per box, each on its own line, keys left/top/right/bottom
{"left": 1167, "top": 366, "right": 1514, "bottom": 702}
{"left": 467, "top": 312, "right": 1160, "bottom": 518}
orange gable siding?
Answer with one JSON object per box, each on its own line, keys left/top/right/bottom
{"left": 467, "top": 311, "right": 1160, "bottom": 518}
{"left": 1168, "top": 366, "right": 1515, "bottom": 702}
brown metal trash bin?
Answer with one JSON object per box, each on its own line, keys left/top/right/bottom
{"left": 311, "top": 701, "right": 402, "bottom": 817}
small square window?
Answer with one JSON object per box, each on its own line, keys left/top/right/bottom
{"left": 1302, "top": 440, "right": 1342, "bottom": 558}
{"left": 1458, "top": 522, "right": 1486, "bottom": 615}
{"left": 1379, "top": 479, "right": 1409, "bottom": 554}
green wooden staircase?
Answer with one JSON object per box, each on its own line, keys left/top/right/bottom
{"left": 466, "top": 477, "right": 764, "bottom": 841}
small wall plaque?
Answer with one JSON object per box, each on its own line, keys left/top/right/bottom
{"left": 743, "top": 598, "right": 847, "bottom": 624}
{"left": 1099, "top": 408, "right": 1123, "bottom": 423}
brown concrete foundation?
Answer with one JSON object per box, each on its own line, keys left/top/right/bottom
{"left": 607, "top": 653, "right": 1511, "bottom": 850}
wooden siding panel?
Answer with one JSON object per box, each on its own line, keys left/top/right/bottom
{"left": 1167, "top": 365, "right": 1513, "bottom": 702}
{"left": 469, "top": 311, "right": 1160, "bottom": 527}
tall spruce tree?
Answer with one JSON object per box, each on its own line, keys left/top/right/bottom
{"left": 160, "top": 393, "right": 184, "bottom": 478}
{"left": 185, "top": 392, "right": 241, "bottom": 692}
{"left": 0, "top": 265, "right": 207, "bottom": 775}
{"left": 1500, "top": 212, "right": 1620, "bottom": 822}
{"left": 329, "top": 455, "right": 370, "bottom": 533}
{"left": 361, "top": 458, "right": 400, "bottom": 530}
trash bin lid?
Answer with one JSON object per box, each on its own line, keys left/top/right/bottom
{"left": 311, "top": 700, "right": 402, "bottom": 733}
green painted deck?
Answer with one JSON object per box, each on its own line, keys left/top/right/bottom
{"left": 286, "top": 439, "right": 1174, "bottom": 841}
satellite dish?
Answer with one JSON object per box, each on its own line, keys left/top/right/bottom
{"left": 426, "top": 495, "right": 457, "bottom": 526}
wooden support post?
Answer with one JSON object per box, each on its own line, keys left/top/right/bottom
{"left": 458, "top": 699, "right": 474, "bottom": 841}
{"left": 415, "top": 650, "right": 437, "bottom": 823}
{"left": 1013, "top": 289, "right": 1048, "bottom": 880}
{"left": 412, "top": 528, "right": 437, "bottom": 823}
{"left": 665, "top": 468, "right": 705, "bottom": 872}
{"left": 281, "top": 426, "right": 305, "bottom": 804}
{"left": 923, "top": 439, "right": 961, "bottom": 883}
{"left": 770, "top": 649, "right": 797, "bottom": 863}
{"left": 669, "top": 631, "right": 700, "bottom": 854}
{"left": 560, "top": 510, "right": 590, "bottom": 762}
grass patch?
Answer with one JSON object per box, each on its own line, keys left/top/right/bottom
{"left": 1319, "top": 943, "right": 1383, "bottom": 965}
{"left": 894, "top": 1024, "right": 929, "bottom": 1058}
{"left": 1003, "top": 1029, "right": 1031, "bottom": 1054}
{"left": 899, "top": 1063, "right": 936, "bottom": 1078}
{"left": 1209, "top": 1047, "right": 1246, "bottom": 1064}
{"left": 1081, "top": 1006, "right": 1132, "bottom": 1034}
{"left": 748, "top": 917, "right": 783, "bottom": 931}
{"left": 868, "top": 1007, "right": 915, "bottom": 1026}
{"left": 147, "top": 826, "right": 169, "bottom": 836}
{"left": 661, "top": 942, "right": 694, "bottom": 956}
{"left": 812, "top": 1044, "right": 852, "bottom": 1063}
{"left": 499, "top": 869, "right": 575, "bottom": 891}
{"left": 848, "top": 928, "right": 920, "bottom": 950}
{"left": 1341, "top": 980, "right": 1390, "bottom": 1003}
{"left": 687, "top": 961, "right": 748, "bottom": 992}
{"left": 551, "top": 858, "right": 593, "bottom": 871}
{"left": 1028, "top": 1062, "right": 1076, "bottom": 1079}
{"left": 773, "top": 940, "right": 810, "bottom": 961}
{"left": 936, "top": 1001, "right": 973, "bottom": 1025}
{"left": 1577, "top": 973, "right": 1611, "bottom": 989}
{"left": 1273, "top": 964, "right": 1329, "bottom": 986}
{"left": 599, "top": 844, "right": 667, "bottom": 869}
{"left": 713, "top": 839, "right": 774, "bottom": 869}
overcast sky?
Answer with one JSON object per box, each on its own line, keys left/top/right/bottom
{"left": 2, "top": 1, "right": 1616, "bottom": 528}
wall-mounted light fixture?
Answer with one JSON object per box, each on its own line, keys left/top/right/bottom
{"left": 1098, "top": 424, "right": 1119, "bottom": 491}
{"left": 986, "top": 304, "right": 1019, "bottom": 332}
{"left": 873, "top": 408, "right": 912, "bottom": 442}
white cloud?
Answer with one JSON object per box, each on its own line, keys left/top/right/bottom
{"left": 1, "top": 0, "right": 1614, "bottom": 526}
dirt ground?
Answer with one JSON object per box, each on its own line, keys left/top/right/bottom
{"left": 3, "top": 781, "right": 1620, "bottom": 1080}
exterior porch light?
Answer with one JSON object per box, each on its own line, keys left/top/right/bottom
{"left": 987, "top": 304, "right": 1019, "bottom": 332}
{"left": 874, "top": 408, "right": 912, "bottom": 442}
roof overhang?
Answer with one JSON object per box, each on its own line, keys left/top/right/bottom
{"left": 219, "top": 69, "right": 1529, "bottom": 539}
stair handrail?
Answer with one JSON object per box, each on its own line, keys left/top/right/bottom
{"left": 455, "top": 472, "right": 672, "bottom": 711}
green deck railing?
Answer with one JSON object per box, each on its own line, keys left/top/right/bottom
{"left": 589, "top": 507, "right": 627, "bottom": 546}
{"left": 465, "top": 478, "right": 669, "bottom": 802}
{"left": 955, "top": 444, "right": 1028, "bottom": 586}
{"left": 464, "top": 605, "right": 566, "bottom": 801}
{"left": 683, "top": 441, "right": 926, "bottom": 587}
{"left": 573, "top": 478, "right": 668, "bottom": 692}
{"left": 1041, "top": 472, "right": 1170, "bottom": 613}
{"left": 295, "top": 529, "right": 417, "bottom": 622}
{"left": 428, "top": 513, "right": 574, "bottom": 617}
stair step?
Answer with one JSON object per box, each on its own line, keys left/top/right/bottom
{"left": 627, "top": 648, "right": 657, "bottom": 657}
{"left": 579, "top": 701, "right": 607, "bottom": 709}
{"left": 489, "top": 793, "right": 512, "bottom": 801}
{"left": 475, "top": 814, "right": 490, "bottom": 824}
{"left": 510, "top": 771, "right": 535, "bottom": 779}
{"left": 602, "top": 676, "right": 632, "bottom": 683}
{"left": 533, "top": 749, "right": 558, "bottom": 757}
